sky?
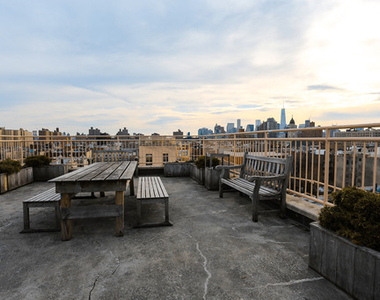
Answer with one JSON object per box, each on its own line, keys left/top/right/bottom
{"left": 1, "top": 0, "right": 380, "bottom": 135}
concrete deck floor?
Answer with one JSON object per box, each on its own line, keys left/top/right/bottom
{"left": 0, "top": 177, "right": 352, "bottom": 300}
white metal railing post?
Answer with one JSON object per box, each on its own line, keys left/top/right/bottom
{"left": 233, "top": 134, "right": 236, "bottom": 164}
{"left": 264, "top": 132, "right": 268, "bottom": 156}
{"left": 323, "top": 129, "right": 330, "bottom": 206}
{"left": 202, "top": 136, "right": 205, "bottom": 156}
{"left": 70, "top": 136, "right": 74, "bottom": 169}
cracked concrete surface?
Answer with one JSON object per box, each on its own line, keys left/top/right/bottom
{"left": 0, "top": 178, "right": 352, "bottom": 299}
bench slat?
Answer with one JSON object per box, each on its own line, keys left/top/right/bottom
{"left": 150, "top": 177, "right": 160, "bottom": 198}
{"left": 226, "top": 178, "right": 279, "bottom": 197}
{"left": 156, "top": 177, "right": 169, "bottom": 198}
{"left": 23, "top": 188, "right": 60, "bottom": 203}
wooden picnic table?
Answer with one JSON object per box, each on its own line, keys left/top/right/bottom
{"left": 49, "top": 161, "right": 137, "bottom": 241}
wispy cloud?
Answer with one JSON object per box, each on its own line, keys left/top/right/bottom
{"left": 307, "top": 85, "right": 341, "bottom": 91}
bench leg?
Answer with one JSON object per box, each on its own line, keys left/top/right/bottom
{"left": 55, "top": 202, "right": 61, "bottom": 230}
{"left": 252, "top": 181, "right": 261, "bottom": 222}
{"left": 219, "top": 182, "right": 224, "bottom": 198}
{"left": 136, "top": 200, "right": 142, "bottom": 227}
{"left": 100, "top": 192, "right": 105, "bottom": 197}
{"left": 61, "top": 193, "right": 73, "bottom": 241}
{"left": 115, "top": 191, "right": 124, "bottom": 237}
{"left": 164, "top": 198, "right": 171, "bottom": 225}
{"left": 23, "top": 203, "right": 30, "bottom": 230}
{"left": 251, "top": 196, "right": 259, "bottom": 222}
{"left": 280, "top": 191, "right": 286, "bottom": 219}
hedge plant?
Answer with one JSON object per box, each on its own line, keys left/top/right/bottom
{"left": 0, "top": 158, "right": 22, "bottom": 175}
{"left": 24, "top": 155, "right": 51, "bottom": 168}
{"left": 194, "top": 156, "right": 220, "bottom": 169}
{"left": 319, "top": 186, "right": 380, "bottom": 251}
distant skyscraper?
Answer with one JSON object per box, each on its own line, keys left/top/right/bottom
{"left": 226, "top": 123, "right": 235, "bottom": 133}
{"left": 198, "top": 127, "right": 212, "bottom": 136}
{"left": 237, "top": 119, "right": 241, "bottom": 130}
{"left": 246, "top": 124, "right": 254, "bottom": 132}
{"left": 255, "top": 120, "right": 261, "bottom": 131}
{"left": 305, "top": 119, "right": 310, "bottom": 128}
{"left": 214, "top": 124, "right": 225, "bottom": 134}
{"left": 280, "top": 108, "right": 286, "bottom": 130}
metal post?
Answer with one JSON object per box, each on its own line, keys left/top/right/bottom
{"left": 323, "top": 129, "right": 330, "bottom": 206}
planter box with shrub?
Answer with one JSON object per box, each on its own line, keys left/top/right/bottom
{"left": 309, "top": 187, "right": 380, "bottom": 300}
{"left": 190, "top": 156, "right": 220, "bottom": 187}
{"left": 0, "top": 158, "right": 33, "bottom": 193}
{"left": 25, "top": 155, "right": 68, "bottom": 181}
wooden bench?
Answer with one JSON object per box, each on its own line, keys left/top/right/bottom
{"left": 217, "top": 153, "right": 292, "bottom": 222}
{"left": 21, "top": 187, "right": 61, "bottom": 233}
{"left": 135, "top": 177, "right": 172, "bottom": 228}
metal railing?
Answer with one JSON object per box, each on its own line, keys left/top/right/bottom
{"left": 2, "top": 123, "right": 380, "bottom": 206}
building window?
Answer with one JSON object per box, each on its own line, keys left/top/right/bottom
{"left": 146, "top": 154, "right": 152, "bottom": 166}
{"left": 163, "top": 153, "right": 169, "bottom": 162}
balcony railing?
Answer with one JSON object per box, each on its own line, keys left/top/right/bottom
{"left": 2, "top": 123, "right": 380, "bottom": 207}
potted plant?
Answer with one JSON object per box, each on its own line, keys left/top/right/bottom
{"left": 309, "top": 187, "right": 380, "bottom": 300}
{"left": 0, "top": 158, "right": 33, "bottom": 193}
{"left": 25, "top": 155, "right": 68, "bottom": 182}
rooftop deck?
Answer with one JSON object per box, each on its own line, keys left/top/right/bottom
{"left": 0, "top": 177, "right": 352, "bottom": 299}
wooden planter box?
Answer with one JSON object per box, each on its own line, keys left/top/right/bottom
{"left": 204, "top": 167, "right": 220, "bottom": 190}
{"left": 33, "top": 165, "right": 68, "bottom": 182}
{"left": 0, "top": 173, "right": 7, "bottom": 194}
{"left": 189, "top": 164, "right": 205, "bottom": 185}
{"left": 163, "top": 162, "right": 191, "bottom": 177}
{"left": 309, "top": 222, "right": 380, "bottom": 300}
{"left": 0, "top": 167, "right": 33, "bottom": 194}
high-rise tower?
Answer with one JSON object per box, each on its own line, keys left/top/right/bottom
{"left": 280, "top": 108, "right": 286, "bottom": 130}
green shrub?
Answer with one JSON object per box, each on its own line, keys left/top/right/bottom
{"left": 0, "top": 158, "right": 22, "bottom": 175}
{"left": 319, "top": 186, "right": 380, "bottom": 251}
{"left": 194, "top": 156, "right": 220, "bottom": 169}
{"left": 24, "top": 155, "right": 51, "bottom": 167}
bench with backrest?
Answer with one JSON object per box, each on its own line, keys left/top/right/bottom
{"left": 216, "top": 153, "right": 293, "bottom": 222}
{"left": 135, "top": 176, "right": 172, "bottom": 228}
{"left": 21, "top": 187, "right": 61, "bottom": 233}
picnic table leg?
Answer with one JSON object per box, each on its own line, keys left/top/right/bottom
{"left": 61, "top": 193, "right": 72, "bottom": 241}
{"left": 115, "top": 191, "right": 124, "bottom": 237}
{"left": 129, "top": 177, "right": 135, "bottom": 196}
{"left": 23, "top": 202, "right": 30, "bottom": 230}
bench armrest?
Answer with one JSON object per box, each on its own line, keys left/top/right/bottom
{"left": 247, "top": 174, "right": 287, "bottom": 182}
{"left": 215, "top": 164, "right": 243, "bottom": 170}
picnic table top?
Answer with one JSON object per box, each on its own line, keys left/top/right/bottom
{"left": 49, "top": 161, "right": 137, "bottom": 183}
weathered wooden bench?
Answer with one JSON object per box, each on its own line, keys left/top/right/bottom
{"left": 217, "top": 153, "right": 292, "bottom": 222}
{"left": 21, "top": 187, "right": 61, "bottom": 233}
{"left": 135, "top": 177, "right": 172, "bottom": 228}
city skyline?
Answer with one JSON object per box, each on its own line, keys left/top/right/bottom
{"left": 0, "top": 111, "right": 337, "bottom": 137}
{"left": 1, "top": 1, "right": 380, "bottom": 135}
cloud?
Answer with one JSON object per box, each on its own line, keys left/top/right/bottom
{"left": 307, "top": 85, "right": 341, "bottom": 91}
{"left": 148, "top": 116, "right": 182, "bottom": 126}
{"left": 237, "top": 104, "right": 262, "bottom": 109}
